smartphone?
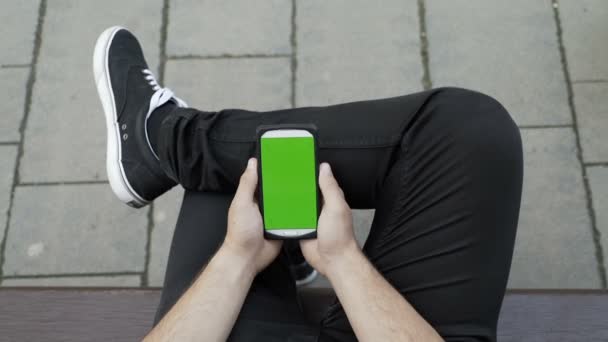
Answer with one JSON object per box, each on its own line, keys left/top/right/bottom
{"left": 257, "top": 125, "right": 320, "bottom": 239}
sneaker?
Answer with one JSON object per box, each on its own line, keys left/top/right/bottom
{"left": 93, "top": 26, "right": 186, "bottom": 208}
{"left": 291, "top": 261, "right": 319, "bottom": 286}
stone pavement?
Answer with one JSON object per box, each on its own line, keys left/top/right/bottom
{"left": 0, "top": 0, "right": 607, "bottom": 289}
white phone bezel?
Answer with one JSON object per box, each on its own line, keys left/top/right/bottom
{"left": 261, "top": 129, "right": 313, "bottom": 139}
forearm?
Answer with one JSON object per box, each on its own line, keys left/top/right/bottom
{"left": 327, "top": 247, "right": 443, "bottom": 342}
{"left": 145, "top": 246, "right": 256, "bottom": 342}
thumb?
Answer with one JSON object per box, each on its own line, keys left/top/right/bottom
{"left": 318, "top": 163, "right": 344, "bottom": 206}
{"left": 234, "top": 158, "right": 258, "bottom": 202}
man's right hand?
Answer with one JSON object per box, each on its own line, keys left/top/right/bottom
{"left": 300, "top": 163, "right": 443, "bottom": 342}
{"left": 300, "top": 162, "right": 360, "bottom": 276}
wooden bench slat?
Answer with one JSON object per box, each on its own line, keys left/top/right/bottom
{"left": 0, "top": 288, "right": 159, "bottom": 342}
{"left": 0, "top": 288, "right": 606, "bottom": 341}
{"left": 498, "top": 290, "right": 608, "bottom": 341}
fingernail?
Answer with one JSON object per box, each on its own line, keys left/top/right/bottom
{"left": 321, "top": 163, "right": 331, "bottom": 175}
{"left": 247, "top": 158, "right": 255, "bottom": 169}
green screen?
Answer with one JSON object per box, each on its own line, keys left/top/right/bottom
{"left": 261, "top": 136, "right": 317, "bottom": 230}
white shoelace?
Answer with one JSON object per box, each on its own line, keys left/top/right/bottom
{"left": 142, "top": 69, "right": 188, "bottom": 159}
{"left": 142, "top": 69, "right": 187, "bottom": 107}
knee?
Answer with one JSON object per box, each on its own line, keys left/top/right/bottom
{"left": 435, "top": 87, "right": 513, "bottom": 125}
{"left": 432, "top": 87, "right": 522, "bottom": 164}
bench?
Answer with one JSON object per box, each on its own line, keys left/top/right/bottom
{"left": 0, "top": 288, "right": 606, "bottom": 341}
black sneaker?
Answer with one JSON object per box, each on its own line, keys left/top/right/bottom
{"left": 291, "top": 261, "right": 319, "bottom": 286}
{"left": 93, "top": 26, "right": 186, "bottom": 208}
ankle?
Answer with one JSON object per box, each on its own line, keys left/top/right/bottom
{"left": 146, "top": 101, "right": 177, "bottom": 157}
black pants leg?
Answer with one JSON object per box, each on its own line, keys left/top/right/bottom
{"left": 153, "top": 88, "right": 523, "bottom": 342}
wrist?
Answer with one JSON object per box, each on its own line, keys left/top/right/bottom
{"left": 215, "top": 243, "right": 258, "bottom": 281}
{"left": 325, "top": 243, "right": 364, "bottom": 282}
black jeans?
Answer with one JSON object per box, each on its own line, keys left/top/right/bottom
{"left": 153, "top": 88, "right": 523, "bottom": 341}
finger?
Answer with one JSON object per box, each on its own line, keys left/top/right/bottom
{"left": 299, "top": 239, "right": 319, "bottom": 267}
{"left": 234, "top": 158, "right": 258, "bottom": 202}
{"left": 299, "top": 238, "right": 313, "bottom": 259}
{"left": 299, "top": 238, "right": 315, "bottom": 251}
{"left": 267, "top": 239, "right": 283, "bottom": 250}
{"left": 318, "top": 163, "right": 345, "bottom": 207}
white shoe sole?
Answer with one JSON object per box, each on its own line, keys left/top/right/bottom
{"left": 93, "top": 26, "right": 148, "bottom": 208}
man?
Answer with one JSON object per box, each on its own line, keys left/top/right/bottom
{"left": 93, "top": 26, "right": 523, "bottom": 341}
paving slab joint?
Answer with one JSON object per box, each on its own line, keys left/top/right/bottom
{"left": 0, "top": 64, "right": 31, "bottom": 69}
{"left": 168, "top": 53, "right": 291, "bottom": 61}
{"left": 519, "top": 124, "right": 573, "bottom": 130}
{"left": 0, "top": 0, "right": 47, "bottom": 280}
{"left": 552, "top": 0, "right": 607, "bottom": 288}
{"left": 2, "top": 271, "right": 142, "bottom": 280}
{"left": 142, "top": 0, "right": 172, "bottom": 288}
{"left": 572, "top": 79, "right": 608, "bottom": 84}
{"left": 417, "top": 0, "right": 432, "bottom": 90}
{"left": 290, "top": 0, "right": 298, "bottom": 108}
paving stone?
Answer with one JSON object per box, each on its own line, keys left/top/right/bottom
{"left": 573, "top": 83, "right": 608, "bottom": 163}
{"left": 0, "top": 68, "right": 28, "bottom": 142}
{"left": 296, "top": 0, "right": 421, "bottom": 106}
{"left": 509, "top": 128, "right": 600, "bottom": 288}
{"left": 560, "top": 0, "right": 608, "bottom": 81}
{"left": 3, "top": 184, "right": 148, "bottom": 276}
{"left": 587, "top": 166, "right": 608, "bottom": 270}
{"left": 20, "top": 0, "right": 162, "bottom": 182}
{"left": 426, "top": 0, "right": 570, "bottom": 126}
{"left": 165, "top": 58, "right": 291, "bottom": 111}
{"left": 167, "top": 0, "right": 291, "bottom": 56}
{"left": 0, "top": 1, "right": 38, "bottom": 65}
{"left": 0, "top": 146, "right": 18, "bottom": 247}
{"left": 148, "top": 186, "right": 184, "bottom": 287}
{"left": 1, "top": 275, "right": 141, "bottom": 287}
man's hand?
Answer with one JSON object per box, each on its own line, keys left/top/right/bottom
{"left": 300, "top": 162, "right": 359, "bottom": 276}
{"left": 145, "top": 158, "right": 279, "bottom": 342}
{"left": 299, "top": 163, "right": 442, "bottom": 342}
{"left": 222, "top": 158, "right": 282, "bottom": 273}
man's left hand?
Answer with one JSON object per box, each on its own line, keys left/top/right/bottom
{"left": 222, "top": 158, "right": 282, "bottom": 273}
